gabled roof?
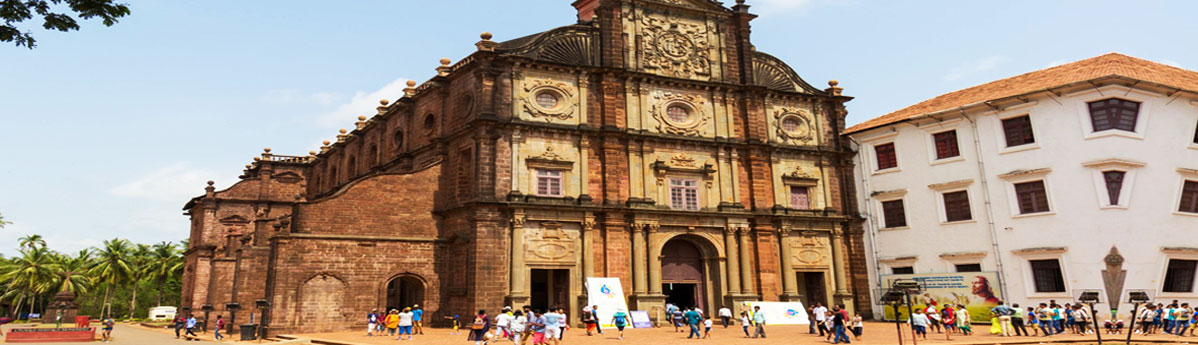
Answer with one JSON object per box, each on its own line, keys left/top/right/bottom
{"left": 846, "top": 53, "right": 1198, "bottom": 134}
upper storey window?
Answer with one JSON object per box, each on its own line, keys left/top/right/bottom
{"left": 932, "top": 130, "right": 960, "bottom": 160}
{"left": 669, "top": 178, "right": 700, "bottom": 211}
{"left": 1180, "top": 180, "right": 1198, "bottom": 214}
{"left": 535, "top": 169, "right": 563, "bottom": 197}
{"left": 875, "top": 143, "right": 898, "bottom": 170}
{"left": 535, "top": 91, "right": 559, "bottom": 109}
{"left": 1002, "top": 115, "right": 1036, "bottom": 147}
{"left": 667, "top": 105, "right": 691, "bottom": 123}
{"left": 1088, "top": 98, "right": 1140, "bottom": 132}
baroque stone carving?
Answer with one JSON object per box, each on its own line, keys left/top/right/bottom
{"left": 651, "top": 92, "right": 709, "bottom": 136}
{"left": 668, "top": 153, "right": 699, "bottom": 168}
{"left": 752, "top": 52, "right": 819, "bottom": 93}
{"left": 774, "top": 108, "right": 814, "bottom": 144}
{"left": 498, "top": 26, "right": 596, "bottom": 66}
{"left": 639, "top": 14, "right": 710, "bottom": 79}
{"left": 526, "top": 221, "right": 580, "bottom": 263}
{"left": 521, "top": 79, "right": 577, "bottom": 121}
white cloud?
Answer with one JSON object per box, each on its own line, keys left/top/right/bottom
{"left": 315, "top": 77, "right": 410, "bottom": 128}
{"left": 261, "top": 89, "right": 346, "bottom": 107}
{"left": 108, "top": 162, "right": 227, "bottom": 202}
{"left": 943, "top": 55, "right": 1007, "bottom": 82}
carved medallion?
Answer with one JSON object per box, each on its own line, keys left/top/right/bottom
{"left": 651, "top": 92, "right": 709, "bottom": 136}
{"left": 796, "top": 249, "right": 826, "bottom": 265}
{"left": 640, "top": 15, "right": 710, "bottom": 79}
{"left": 521, "top": 79, "right": 577, "bottom": 121}
{"left": 774, "top": 108, "right": 814, "bottom": 144}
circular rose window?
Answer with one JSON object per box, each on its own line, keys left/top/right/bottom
{"left": 666, "top": 105, "right": 690, "bottom": 123}
{"left": 535, "top": 91, "right": 559, "bottom": 109}
{"left": 781, "top": 117, "right": 801, "bottom": 133}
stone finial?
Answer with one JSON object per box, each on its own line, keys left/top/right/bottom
{"left": 356, "top": 115, "right": 368, "bottom": 130}
{"left": 436, "top": 58, "right": 452, "bottom": 77}
{"left": 404, "top": 80, "right": 418, "bottom": 97}
{"left": 207, "top": 180, "right": 215, "bottom": 186}
{"left": 309, "top": 150, "right": 317, "bottom": 156}
{"left": 263, "top": 147, "right": 272, "bottom": 153}
{"left": 245, "top": 164, "right": 252, "bottom": 169}
{"left": 826, "top": 79, "right": 843, "bottom": 96}
{"left": 733, "top": 0, "right": 750, "bottom": 12}
{"left": 253, "top": 157, "right": 260, "bottom": 161}
{"left": 205, "top": 180, "right": 216, "bottom": 196}
{"left": 339, "top": 129, "right": 347, "bottom": 134}
{"left": 322, "top": 140, "right": 331, "bottom": 146}
{"left": 379, "top": 99, "right": 389, "bottom": 106}
{"left": 476, "top": 32, "right": 497, "bottom": 52}
{"left": 357, "top": 115, "right": 367, "bottom": 121}
{"left": 377, "top": 99, "right": 390, "bottom": 115}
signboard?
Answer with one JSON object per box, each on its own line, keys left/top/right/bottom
{"left": 880, "top": 272, "right": 1003, "bottom": 322}
{"left": 742, "top": 301, "right": 809, "bottom": 325}
{"left": 629, "top": 311, "right": 652, "bottom": 328}
{"left": 585, "top": 277, "right": 629, "bottom": 328}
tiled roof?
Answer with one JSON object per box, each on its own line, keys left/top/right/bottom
{"left": 846, "top": 53, "right": 1198, "bottom": 134}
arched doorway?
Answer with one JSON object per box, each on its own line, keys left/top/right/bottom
{"left": 661, "top": 238, "right": 706, "bottom": 310}
{"left": 385, "top": 275, "right": 425, "bottom": 312}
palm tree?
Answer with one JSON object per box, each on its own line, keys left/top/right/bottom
{"left": 17, "top": 234, "right": 45, "bottom": 251}
{"left": 89, "top": 239, "right": 132, "bottom": 319}
{"left": 146, "top": 242, "right": 183, "bottom": 306}
{"left": 0, "top": 247, "right": 60, "bottom": 318}
{"left": 51, "top": 249, "right": 92, "bottom": 294}
{"left": 0, "top": 211, "right": 10, "bottom": 229}
{"left": 125, "top": 243, "right": 151, "bottom": 320}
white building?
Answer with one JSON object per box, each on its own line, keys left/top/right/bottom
{"left": 847, "top": 53, "right": 1198, "bottom": 319}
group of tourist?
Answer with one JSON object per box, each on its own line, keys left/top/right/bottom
{"left": 1132, "top": 302, "right": 1198, "bottom": 336}
{"left": 366, "top": 305, "right": 426, "bottom": 340}
{"left": 805, "top": 302, "right": 863, "bottom": 344}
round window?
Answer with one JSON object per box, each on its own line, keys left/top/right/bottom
{"left": 666, "top": 105, "right": 690, "bottom": 123}
{"left": 535, "top": 91, "right": 559, "bottom": 109}
{"left": 423, "top": 114, "right": 435, "bottom": 132}
{"left": 781, "top": 117, "right": 801, "bottom": 133}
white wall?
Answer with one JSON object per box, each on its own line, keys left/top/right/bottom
{"left": 852, "top": 84, "right": 1198, "bottom": 321}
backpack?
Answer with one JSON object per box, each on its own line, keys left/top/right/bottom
{"left": 472, "top": 316, "right": 486, "bottom": 330}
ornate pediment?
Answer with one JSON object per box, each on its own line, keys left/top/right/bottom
{"left": 526, "top": 146, "right": 574, "bottom": 169}
{"left": 753, "top": 52, "right": 820, "bottom": 94}
{"left": 651, "top": 153, "right": 715, "bottom": 175}
{"left": 219, "top": 215, "right": 250, "bottom": 225}
{"left": 781, "top": 166, "right": 820, "bottom": 185}
{"left": 271, "top": 171, "right": 303, "bottom": 184}
{"left": 498, "top": 25, "right": 597, "bottom": 66}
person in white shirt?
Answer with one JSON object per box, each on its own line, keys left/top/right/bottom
{"left": 926, "top": 304, "right": 942, "bottom": 333}
{"left": 718, "top": 306, "right": 732, "bottom": 328}
{"left": 703, "top": 316, "right": 713, "bottom": 339}
{"left": 495, "top": 308, "right": 512, "bottom": 341}
{"left": 396, "top": 307, "right": 415, "bottom": 340}
{"left": 740, "top": 311, "right": 752, "bottom": 338}
{"left": 813, "top": 304, "right": 828, "bottom": 336}
{"left": 510, "top": 310, "right": 527, "bottom": 345}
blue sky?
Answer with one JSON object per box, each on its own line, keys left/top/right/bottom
{"left": 2, "top": 0, "right": 1195, "bottom": 255}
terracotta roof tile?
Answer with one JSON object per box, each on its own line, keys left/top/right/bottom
{"left": 846, "top": 53, "right": 1198, "bottom": 134}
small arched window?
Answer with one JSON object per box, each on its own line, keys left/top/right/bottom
{"left": 329, "top": 166, "right": 338, "bottom": 186}
{"left": 369, "top": 144, "right": 379, "bottom": 166}
{"left": 346, "top": 156, "right": 357, "bottom": 177}
{"left": 394, "top": 130, "right": 405, "bottom": 151}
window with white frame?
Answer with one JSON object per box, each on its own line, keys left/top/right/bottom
{"left": 932, "top": 130, "right": 961, "bottom": 160}
{"left": 535, "top": 169, "right": 563, "bottom": 196}
{"left": 669, "top": 178, "right": 700, "bottom": 211}
{"left": 942, "top": 190, "right": 973, "bottom": 222}
{"left": 1015, "top": 180, "right": 1051, "bottom": 214}
{"left": 1083, "top": 159, "right": 1142, "bottom": 208}
{"left": 1029, "top": 259, "right": 1066, "bottom": 293}
{"left": 1088, "top": 98, "right": 1140, "bottom": 132}
{"left": 1180, "top": 180, "right": 1198, "bottom": 214}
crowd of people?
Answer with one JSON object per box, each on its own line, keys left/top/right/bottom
{"left": 897, "top": 298, "right": 1198, "bottom": 340}
{"left": 805, "top": 303, "right": 863, "bottom": 344}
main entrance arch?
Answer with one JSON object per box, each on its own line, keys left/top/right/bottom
{"left": 384, "top": 275, "right": 425, "bottom": 312}
{"left": 660, "top": 237, "right": 709, "bottom": 310}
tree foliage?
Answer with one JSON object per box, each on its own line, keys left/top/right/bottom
{"left": 0, "top": 236, "right": 185, "bottom": 319}
{"left": 0, "top": 0, "right": 131, "bottom": 49}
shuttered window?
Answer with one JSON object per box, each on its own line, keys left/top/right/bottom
{"left": 943, "top": 190, "right": 972, "bottom": 222}
{"left": 1163, "top": 259, "right": 1197, "bottom": 293}
{"left": 790, "top": 186, "right": 810, "bottom": 210}
{"left": 1088, "top": 98, "right": 1140, "bottom": 132}
{"left": 1103, "top": 171, "right": 1126, "bottom": 205}
{"left": 1014, "top": 181, "right": 1050, "bottom": 214}
{"left": 881, "top": 200, "right": 907, "bottom": 228}
{"left": 669, "top": 179, "right": 700, "bottom": 211}
{"left": 933, "top": 130, "right": 960, "bottom": 160}
{"left": 536, "top": 169, "right": 563, "bottom": 196}
{"left": 875, "top": 143, "right": 897, "bottom": 170}
{"left": 1180, "top": 180, "right": 1198, "bottom": 213}
{"left": 1030, "top": 259, "right": 1066, "bottom": 293}
{"left": 1002, "top": 115, "right": 1036, "bottom": 147}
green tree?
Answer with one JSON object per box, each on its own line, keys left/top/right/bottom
{"left": 124, "top": 243, "right": 150, "bottom": 319}
{"left": 0, "top": 247, "right": 60, "bottom": 317}
{"left": 17, "top": 234, "right": 45, "bottom": 251}
{"left": 146, "top": 241, "right": 182, "bottom": 306}
{"left": 1, "top": 0, "right": 131, "bottom": 49}
{"left": 51, "top": 249, "right": 92, "bottom": 294}
{"left": 0, "top": 211, "right": 10, "bottom": 229}
{"left": 89, "top": 238, "right": 131, "bottom": 319}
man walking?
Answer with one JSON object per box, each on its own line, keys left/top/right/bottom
{"left": 718, "top": 306, "right": 732, "bottom": 328}
{"left": 214, "top": 315, "right": 226, "bottom": 341}
{"left": 752, "top": 306, "right": 767, "bottom": 338}
{"left": 685, "top": 307, "right": 702, "bottom": 339}
{"left": 832, "top": 306, "right": 851, "bottom": 344}
{"left": 1011, "top": 303, "right": 1028, "bottom": 336}
{"left": 813, "top": 303, "right": 828, "bottom": 336}
{"left": 185, "top": 314, "right": 198, "bottom": 338}
{"left": 367, "top": 309, "right": 380, "bottom": 336}
{"left": 173, "top": 314, "right": 186, "bottom": 338}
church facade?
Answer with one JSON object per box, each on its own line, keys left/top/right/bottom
{"left": 180, "top": 0, "right": 868, "bottom": 335}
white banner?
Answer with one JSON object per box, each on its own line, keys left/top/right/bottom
{"left": 743, "top": 301, "right": 809, "bottom": 325}
{"left": 585, "top": 277, "right": 629, "bottom": 328}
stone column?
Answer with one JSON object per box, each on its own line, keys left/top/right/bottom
{"left": 508, "top": 213, "right": 529, "bottom": 306}
{"left": 723, "top": 227, "right": 741, "bottom": 294}
{"left": 647, "top": 224, "right": 662, "bottom": 295}
{"left": 631, "top": 223, "right": 647, "bottom": 294}
{"left": 582, "top": 218, "right": 595, "bottom": 279}
{"left": 779, "top": 228, "right": 799, "bottom": 298}
{"left": 737, "top": 227, "right": 754, "bottom": 294}
{"left": 830, "top": 228, "right": 851, "bottom": 297}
